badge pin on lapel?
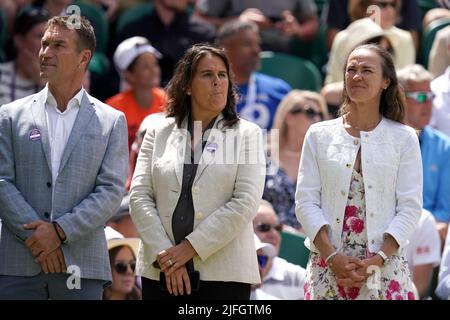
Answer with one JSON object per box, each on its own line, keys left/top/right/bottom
{"left": 29, "top": 128, "right": 41, "bottom": 141}
{"left": 205, "top": 142, "right": 218, "bottom": 153}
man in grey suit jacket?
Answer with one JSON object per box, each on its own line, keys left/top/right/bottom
{"left": 0, "top": 16, "right": 128, "bottom": 299}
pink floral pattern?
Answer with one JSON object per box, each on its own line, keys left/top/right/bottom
{"left": 304, "top": 169, "right": 416, "bottom": 300}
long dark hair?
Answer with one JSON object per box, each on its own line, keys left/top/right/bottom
{"left": 103, "top": 245, "right": 141, "bottom": 300}
{"left": 339, "top": 44, "right": 405, "bottom": 123}
{"left": 165, "top": 44, "right": 239, "bottom": 128}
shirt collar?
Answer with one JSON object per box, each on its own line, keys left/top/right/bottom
{"left": 44, "top": 85, "right": 85, "bottom": 113}
{"left": 263, "top": 257, "right": 286, "bottom": 282}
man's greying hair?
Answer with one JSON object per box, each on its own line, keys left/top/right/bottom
{"left": 397, "top": 64, "right": 433, "bottom": 89}
{"left": 215, "top": 19, "right": 259, "bottom": 46}
{"left": 46, "top": 15, "right": 96, "bottom": 56}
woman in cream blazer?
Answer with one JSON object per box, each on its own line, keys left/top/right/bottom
{"left": 296, "top": 44, "right": 422, "bottom": 300}
{"left": 130, "top": 45, "right": 265, "bottom": 300}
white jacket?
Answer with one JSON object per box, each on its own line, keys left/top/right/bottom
{"left": 130, "top": 114, "right": 266, "bottom": 284}
{"left": 295, "top": 117, "right": 422, "bottom": 254}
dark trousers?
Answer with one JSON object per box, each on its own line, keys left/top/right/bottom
{"left": 141, "top": 277, "right": 251, "bottom": 300}
{"left": 0, "top": 273, "right": 104, "bottom": 300}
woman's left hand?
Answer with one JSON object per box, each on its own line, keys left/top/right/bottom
{"left": 157, "top": 240, "right": 197, "bottom": 275}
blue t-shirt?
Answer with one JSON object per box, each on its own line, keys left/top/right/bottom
{"left": 236, "top": 72, "right": 291, "bottom": 130}
{"left": 421, "top": 126, "right": 450, "bottom": 222}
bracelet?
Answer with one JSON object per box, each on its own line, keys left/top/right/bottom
{"left": 52, "top": 222, "right": 65, "bottom": 244}
{"left": 325, "top": 251, "right": 338, "bottom": 266}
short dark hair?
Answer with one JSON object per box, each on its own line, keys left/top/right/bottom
{"left": 13, "top": 7, "right": 49, "bottom": 36}
{"left": 165, "top": 44, "right": 239, "bottom": 128}
{"left": 340, "top": 44, "right": 405, "bottom": 124}
{"left": 46, "top": 15, "right": 96, "bottom": 56}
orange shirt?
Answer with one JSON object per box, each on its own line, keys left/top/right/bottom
{"left": 105, "top": 88, "right": 166, "bottom": 150}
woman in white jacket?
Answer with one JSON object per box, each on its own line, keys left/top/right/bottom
{"left": 296, "top": 44, "right": 422, "bottom": 300}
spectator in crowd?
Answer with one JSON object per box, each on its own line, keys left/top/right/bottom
{"left": 405, "top": 209, "right": 441, "bottom": 299}
{"left": 107, "top": 193, "right": 138, "bottom": 238}
{"left": 0, "top": 0, "right": 33, "bottom": 46}
{"left": 397, "top": 64, "right": 450, "bottom": 243}
{"left": 251, "top": 234, "right": 279, "bottom": 300}
{"left": 428, "top": 26, "right": 450, "bottom": 78}
{"left": 117, "top": 0, "right": 215, "bottom": 86}
{"left": 0, "top": 16, "right": 128, "bottom": 299}
{"left": 263, "top": 90, "right": 327, "bottom": 229}
{"left": 323, "top": 0, "right": 421, "bottom": 50}
{"left": 216, "top": 20, "right": 291, "bottom": 130}
{"left": 436, "top": 226, "right": 450, "bottom": 299}
{"left": 0, "top": 7, "right": 48, "bottom": 106}
{"left": 251, "top": 201, "right": 306, "bottom": 300}
{"left": 103, "top": 227, "right": 141, "bottom": 300}
{"left": 130, "top": 44, "right": 265, "bottom": 299}
{"left": 125, "top": 112, "right": 166, "bottom": 191}
{"left": 297, "top": 44, "right": 422, "bottom": 299}
{"left": 430, "top": 48, "right": 450, "bottom": 137}
{"left": 195, "top": 0, "right": 319, "bottom": 53}
{"left": 29, "top": 0, "right": 72, "bottom": 17}
{"left": 325, "top": 15, "right": 414, "bottom": 85}
{"left": 106, "top": 36, "right": 167, "bottom": 151}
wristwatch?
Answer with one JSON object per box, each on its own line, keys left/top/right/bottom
{"left": 377, "top": 250, "right": 389, "bottom": 266}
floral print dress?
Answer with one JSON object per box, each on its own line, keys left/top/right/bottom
{"left": 304, "top": 169, "right": 416, "bottom": 300}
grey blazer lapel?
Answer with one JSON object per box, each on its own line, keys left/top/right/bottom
{"left": 30, "top": 91, "right": 52, "bottom": 174}
{"left": 58, "top": 92, "right": 95, "bottom": 175}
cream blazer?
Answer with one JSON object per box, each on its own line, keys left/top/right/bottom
{"left": 295, "top": 117, "right": 422, "bottom": 254}
{"left": 130, "top": 114, "right": 265, "bottom": 283}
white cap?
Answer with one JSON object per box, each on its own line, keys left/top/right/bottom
{"left": 113, "top": 36, "right": 162, "bottom": 72}
{"left": 254, "top": 234, "right": 276, "bottom": 258}
{"left": 104, "top": 226, "right": 141, "bottom": 257}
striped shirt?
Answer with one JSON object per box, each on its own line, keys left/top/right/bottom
{"left": 0, "top": 61, "right": 42, "bottom": 106}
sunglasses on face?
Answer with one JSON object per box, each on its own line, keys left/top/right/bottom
{"left": 114, "top": 260, "right": 136, "bottom": 274}
{"left": 375, "top": 1, "right": 396, "bottom": 9}
{"left": 405, "top": 91, "right": 435, "bottom": 104}
{"left": 257, "top": 255, "right": 269, "bottom": 268}
{"left": 290, "top": 106, "right": 324, "bottom": 120}
{"left": 255, "top": 222, "right": 283, "bottom": 233}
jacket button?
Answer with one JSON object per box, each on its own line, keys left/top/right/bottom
{"left": 46, "top": 182, "right": 51, "bottom": 188}
{"left": 192, "top": 186, "right": 200, "bottom": 194}
{"left": 346, "top": 163, "right": 352, "bottom": 168}
{"left": 370, "top": 213, "right": 374, "bottom": 218}
{"left": 44, "top": 212, "right": 50, "bottom": 218}
{"left": 368, "top": 185, "right": 372, "bottom": 189}
{"left": 353, "top": 140, "right": 359, "bottom": 145}
{"left": 365, "top": 134, "right": 369, "bottom": 138}
{"left": 195, "top": 212, "right": 203, "bottom": 219}
{"left": 341, "top": 190, "right": 346, "bottom": 196}
{"left": 336, "top": 218, "right": 340, "bottom": 223}
{"left": 371, "top": 240, "right": 375, "bottom": 244}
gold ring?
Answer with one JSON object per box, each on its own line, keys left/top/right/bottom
{"left": 168, "top": 259, "right": 173, "bottom": 266}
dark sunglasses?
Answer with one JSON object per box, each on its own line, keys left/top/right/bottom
{"left": 114, "top": 260, "right": 136, "bottom": 274}
{"left": 405, "top": 91, "right": 435, "bottom": 104}
{"left": 257, "top": 255, "right": 269, "bottom": 268}
{"left": 255, "top": 222, "right": 283, "bottom": 233}
{"left": 375, "top": 1, "right": 396, "bottom": 9}
{"left": 290, "top": 106, "right": 323, "bottom": 120}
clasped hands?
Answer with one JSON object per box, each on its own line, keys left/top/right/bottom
{"left": 329, "top": 253, "right": 382, "bottom": 288}
{"left": 156, "top": 240, "right": 197, "bottom": 296}
{"left": 23, "top": 221, "right": 67, "bottom": 274}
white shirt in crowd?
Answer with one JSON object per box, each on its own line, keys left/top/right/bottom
{"left": 405, "top": 209, "right": 441, "bottom": 273}
{"left": 251, "top": 256, "right": 306, "bottom": 300}
{"left": 45, "top": 86, "right": 84, "bottom": 184}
